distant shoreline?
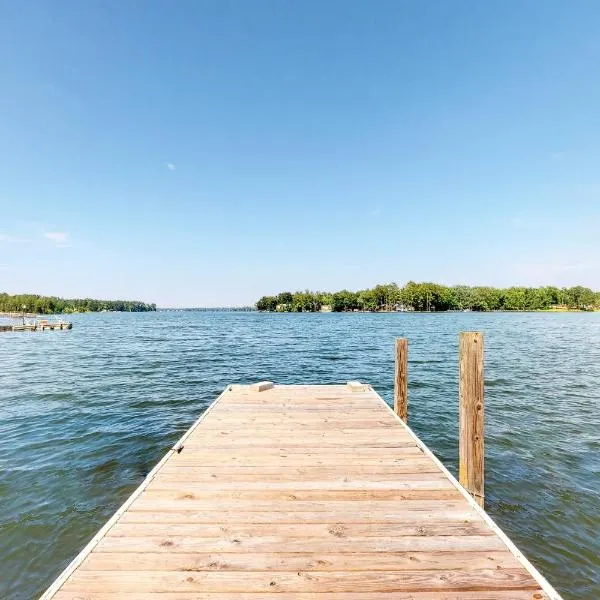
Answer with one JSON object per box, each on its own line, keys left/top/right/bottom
{"left": 256, "top": 282, "right": 600, "bottom": 313}
{"left": 0, "top": 293, "right": 156, "bottom": 315}
{"left": 252, "top": 308, "right": 599, "bottom": 314}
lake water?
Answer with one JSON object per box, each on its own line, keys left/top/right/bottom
{"left": 0, "top": 311, "right": 598, "bottom": 599}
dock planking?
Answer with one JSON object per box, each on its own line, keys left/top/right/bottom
{"left": 42, "top": 383, "right": 561, "bottom": 600}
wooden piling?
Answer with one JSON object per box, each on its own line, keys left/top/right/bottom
{"left": 459, "top": 332, "right": 485, "bottom": 507}
{"left": 394, "top": 338, "right": 408, "bottom": 422}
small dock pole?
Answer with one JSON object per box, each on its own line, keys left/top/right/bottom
{"left": 459, "top": 331, "right": 485, "bottom": 507}
{"left": 394, "top": 338, "right": 408, "bottom": 421}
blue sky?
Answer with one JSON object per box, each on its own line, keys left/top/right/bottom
{"left": 1, "top": 1, "right": 599, "bottom": 307}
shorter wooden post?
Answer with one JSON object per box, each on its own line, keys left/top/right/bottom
{"left": 394, "top": 338, "right": 408, "bottom": 422}
{"left": 459, "top": 332, "right": 485, "bottom": 507}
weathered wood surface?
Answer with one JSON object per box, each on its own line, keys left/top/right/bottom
{"left": 43, "top": 384, "right": 558, "bottom": 600}
{"left": 394, "top": 338, "right": 408, "bottom": 421}
{"left": 459, "top": 332, "right": 485, "bottom": 507}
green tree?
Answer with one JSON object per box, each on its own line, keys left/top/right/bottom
{"left": 565, "top": 286, "right": 596, "bottom": 310}
{"left": 253, "top": 283, "right": 600, "bottom": 314}
{"left": 256, "top": 296, "right": 277, "bottom": 311}
{"left": 331, "top": 290, "right": 358, "bottom": 311}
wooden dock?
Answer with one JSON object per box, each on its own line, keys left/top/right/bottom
{"left": 42, "top": 381, "right": 560, "bottom": 599}
{"left": 0, "top": 319, "right": 72, "bottom": 332}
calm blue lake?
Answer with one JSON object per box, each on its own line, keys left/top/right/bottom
{"left": 1, "top": 311, "right": 598, "bottom": 599}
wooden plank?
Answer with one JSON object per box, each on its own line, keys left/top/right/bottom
{"left": 171, "top": 447, "right": 425, "bottom": 456}
{"left": 459, "top": 331, "right": 485, "bottom": 507}
{"left": 142, "top": 491, "right": 462, "bottom": 503}
{"left": 188, "top": 427, "right": 415, "bottom": 435}
{"left": 156, "top": 463, "right": 442, "bottom": 476}
{"left": 196, "top": 419, "right": 401, "bottom": 426}
{"left": 394, "top": 338, "right": 408, "bottom": 421}
{"left": 166, "top": 455, "right": 428, "bottom": 466}
{"left": 95, "top": 535, "right": 508, "bottom": 553}
{"left": 208, "top": 405, "right": 383, "bottom": 410}
{"left": 143, "top": 492, "right": 463, "bottom": 506}
{"left": 185, "top": 429, "right": 416, "bottom": 439}
{"left": 120, "top": 507, "right": 478, "bottom": 524}
{"left": 182, "top": 440, "right": 417, "bottom": 447}
{"left": 129, "top": 498, "right": 473, "bottom": 512}
{"left": 182, "top": 439, "right": 418, "bottom": 448}
{"left": 207, "top": 408, "right": 377, "bottom": 413}
{"left": 150, "top": 469, "right": 448, "bottom": 482}
{"left": 198, "top": 422, "right": 400, "bottom": 429}
{"left": 151, "top": 474, "right": 448, "bottom": 485}
{"left": 106, "top": 521, "right": 495, "bottom": 538}
{"left": 54, "top": 592, "right": 549, "bottom": 600}
{"left": 168, "top": 452, "right": 428, "bottom": 462}
{"left": 60, "top": 569, "right": 540, "bottom": 593}
{"left": 78, "top": 550, "right": 522, "bottom": 572}
{"left": 184, "top": 427, "right": 416, "bottom": 437}
{"left": 126, "top": 479, "right": 457, "bottom": 491}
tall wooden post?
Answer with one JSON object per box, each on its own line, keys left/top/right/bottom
{"left": 459, "top": 332, "right": 485, "bottom": 507}
{"left": 394, "top": 338, "right": 408, "bottom": 422}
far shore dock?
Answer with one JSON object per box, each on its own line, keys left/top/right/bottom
{"left": 0, "top": 315, "right": 72, "bottom": 332}
{"left": 41, "top": 333, "right": 561, "bottom": 599}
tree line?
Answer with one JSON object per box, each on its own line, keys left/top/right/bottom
{"left": 0, "top": 293, "right": 156, "bottom": 314}
{"left": 161, "top": 307, "right": 256, "bottom": 312}
{"left": 256, "top": 282, "right": 600, "bottom": 313}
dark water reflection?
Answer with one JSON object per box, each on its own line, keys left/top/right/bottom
{"left": 0, "top": 311, "right": 598, "bottom": 598}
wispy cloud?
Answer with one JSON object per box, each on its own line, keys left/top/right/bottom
{"left": 166, "top": 162, "right": 176, "bottom": 171}
{"left": 44, "top": 231, "right": 71, "bottom": 247}
{"left": 0, "top": 233, "right": 28, "bottom": 243}
{"left": 550, "top": 151, "right": 566, "bottom": 161}
{"left": 370, "top": 208, "right": 381, "bottom": 217}
{"left": 44, "top": 232, "right": 68, "bottom": 243}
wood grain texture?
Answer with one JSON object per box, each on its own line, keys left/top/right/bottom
{"left": 459, "top": 332, "right": 485, "bottom": 507}
{"left": 54, "top": 592, "right": 549, "bottom": 600}
{"left": 60, "top": 569, "right": 540, "bottom": 593}
{"left": 78, "top": 550, "right": 522, "bottom": 572}
{"left": 43, "top": 383, "right": 554, "bottom": 600}
{"left": 394, "top": 338, "right": 408, "bottom": 421}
